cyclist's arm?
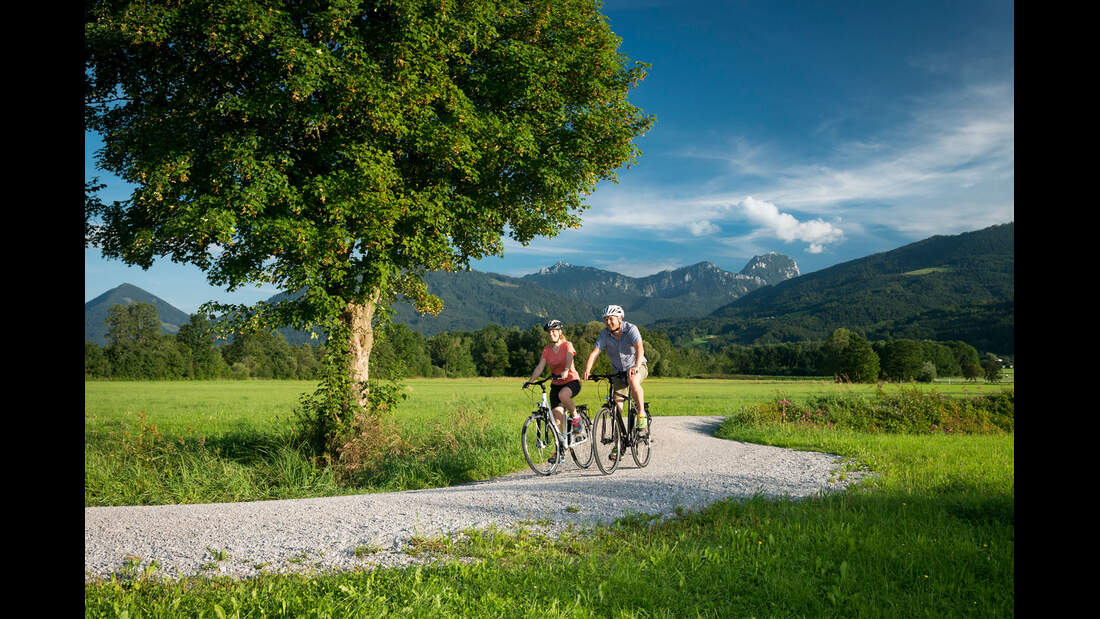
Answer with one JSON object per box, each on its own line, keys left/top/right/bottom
{"left": 629, "top": 340, "right": 645, "bottom": 377}
{"left": 583, "top": 345, "right": 601, "bottom": 380}
{"left": 528, "top": 358, "right": 547, "bottom": 383}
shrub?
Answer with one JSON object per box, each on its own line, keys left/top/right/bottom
{"left": 339, "top": 400, "right": 515, "bottom": 491}
{"left": 916, "top": 361, "right": 937, "bottom": 383}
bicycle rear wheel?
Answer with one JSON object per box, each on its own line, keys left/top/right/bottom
{"left": 630, "top": 404, "right": 652, "bottom": 468}
{"left": 570, "top": 407, "right": 594, "bottom": 469}
{"left": 522, "top": 414, "right": 558, "bottom": 475}
{"left": 592, "top": 406, "right": 620, "bottom": 475}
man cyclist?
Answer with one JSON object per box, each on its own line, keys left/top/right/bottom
{"left": 582, "top": 305, "right": 648, "bottom": 453}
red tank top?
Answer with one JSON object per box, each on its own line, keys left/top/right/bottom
{"left": 541, "top": 341, "right": 580, "bottom": 385}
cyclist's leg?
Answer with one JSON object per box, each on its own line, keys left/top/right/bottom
{"left": 549, "top": 384, "right": 566, "bottom": 434}
{"left": 609, "top": 382, "right": 629, "bottom": 460}
{"left": 629, "top": 363, "right": 649, "bottom": 433}
{"left": 560, "top": 382, "right": 579, "bottom": 415}
{"left": 557, "top": 382, "right": 578, "bottom": 428}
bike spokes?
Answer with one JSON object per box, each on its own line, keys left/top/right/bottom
{"left": 570, "top": 409, "right": 594, "bottom": 469}
{"left": 592, "top": 407, "right": 620, "bottom": 475}
{"left": 522, "top": 415, "right": 559, "bottom": 475}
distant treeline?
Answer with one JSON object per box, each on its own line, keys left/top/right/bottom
{"left": 85, "top": 303, "right": 1008, "bottom": 382}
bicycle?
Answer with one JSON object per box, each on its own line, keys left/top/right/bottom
{"left": 520, "top": 376, "right": 594, "bottom": 475}
{"left": 588, "top": 371, "right": 652, "bottom": 475}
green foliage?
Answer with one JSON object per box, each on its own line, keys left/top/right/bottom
{"left": 426, "top": 331, "right": 479, "bottom": 377}
{"left": 982, "top": 360, "right": 1004, "bottom": 383}
{"left": 290, "top": 320, "right": 360, "bottom": 460}
{"left": 822, "top": 328, "right": 879, "bottom": 382}
{"left": 175, "top": 314, "right": 229, "bottom": 378}
{"left": 728, "top": 387, "right": 1014, "bottom": 435}
{"left": 85, "top": 339, "right": 111, "bottom": 378}
{"left": 916, "top": 361, "right": 937, "bottom": 383}
{"left": 877, "top": 339, "right": 925, "bottom": 382}
{"left": 369, "top": 322, "right": 432, "bottom": 379}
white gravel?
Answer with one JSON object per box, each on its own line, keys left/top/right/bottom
{"left": 85, "top": 416, "right": 869, "bottom": 582}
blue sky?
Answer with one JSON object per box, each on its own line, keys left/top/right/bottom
{"left": 85, "top": 0, "right": 1014, "bottom": 315}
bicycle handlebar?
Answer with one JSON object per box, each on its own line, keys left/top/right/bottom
{"left": 521, "top": 376, "right": 553, "bottom": 389}
{"left": 587, "top": 371, "right": 628, "bottom": 381}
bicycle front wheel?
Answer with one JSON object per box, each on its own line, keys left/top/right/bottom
{"left": 522, "top": 415, "right": 558, "bottom": 475}
{"left": 592, "top": 406, "right": 620, "bottom": 475}
{"left": 630, "top": 405, "right": 652, "bottom": 468}
{"left": 570, "top": 408, "right": 594, "bottom": 469}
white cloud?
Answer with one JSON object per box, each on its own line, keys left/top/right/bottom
{"left": 736, "top": 196, "right": 844, "bottom": 247}
{"left": 687, "top": 219, "right": 719, "bottom": 236}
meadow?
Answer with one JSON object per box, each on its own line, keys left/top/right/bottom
{"left": 85, "top": 376, "right": 1013, "bottom": 616}
{"left": 84, "top": 375, "right": 1009, "bottom": 437}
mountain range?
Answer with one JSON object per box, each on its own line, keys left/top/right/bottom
{"left": 389, "top": 254, "right": 798, "bottom": 335}
{"left": 655, "top": 222, "right": 1014, "bottom": 353}
{"left": 85, "top": 223, "right": 1013, "bottom": 353}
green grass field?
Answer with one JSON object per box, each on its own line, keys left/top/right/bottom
{"left": 85, "top": 376, "right": 1010, "bottom": 435}
{"left": 85, "top": 376, "right": 1013, "bottom": 615}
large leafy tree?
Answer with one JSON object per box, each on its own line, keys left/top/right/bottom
{"left": 85, "top": 0, "right": 653, "bottom": 408}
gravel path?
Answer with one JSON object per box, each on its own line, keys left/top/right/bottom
{"left": 85, "top": 416, "right": 867, "bottom": 582}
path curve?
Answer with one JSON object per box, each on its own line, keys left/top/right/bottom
{"left": 85, "top": 416, "right": 865, "bottom": 581}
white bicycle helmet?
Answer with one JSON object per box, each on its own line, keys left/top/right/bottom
{"left": 543, "top": 319, "right": 564, "bottom": 331}
{"left": 602, "top": 304, "right": 625, "bottom": 318}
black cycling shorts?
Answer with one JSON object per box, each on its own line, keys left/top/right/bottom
{"left": 550, "top": 380, "right": 581, "bottom": 408}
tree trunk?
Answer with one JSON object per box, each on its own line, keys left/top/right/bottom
{"left": 345, "top": 290, "right": 380, "bottom": 410}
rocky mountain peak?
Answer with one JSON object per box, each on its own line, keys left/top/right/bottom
{"left": 739, "top": 253, "right": 801, "bottom": 286}
{"left": 536, "top": 261, "right": 573, "bottom": 275}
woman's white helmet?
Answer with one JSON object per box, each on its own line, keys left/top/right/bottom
{"left": 602, "top": 305, "right": 625, "bottom": 318}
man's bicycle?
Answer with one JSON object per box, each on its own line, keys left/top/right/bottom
{"left": 520, "top": 376, "right": 594, "bottom": 475}
{"left": 588, "top": 372, "right": 652, "bottom": 474}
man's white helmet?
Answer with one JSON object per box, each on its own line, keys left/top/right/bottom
{"left": 602, "top": 304, "right": 625, "bottom": 318}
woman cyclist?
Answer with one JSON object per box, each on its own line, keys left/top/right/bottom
{"left": 525, "top": 319, "right": 583, "bottom": 463}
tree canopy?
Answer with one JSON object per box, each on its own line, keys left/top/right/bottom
{"left": 86, "top": 0, "right": 654, "bottom": 405}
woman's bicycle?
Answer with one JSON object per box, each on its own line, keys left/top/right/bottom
{"left": 588, "top": 372, "right": 652, "bottom": 474}
{"left": 520, "top": 376, "right": 594, "bottom": 475}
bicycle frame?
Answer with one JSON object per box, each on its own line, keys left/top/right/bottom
{"left": 526, "top": 377, "right": 572, "bottom": 449}
{"left": 521, "top": 376, "right": 591, "bottom": 475}
{"left": 588, "top": 371, "right": 651, "bottom": 473}
{"left": 590, "top": 372, "right": 637, "bottom": 441}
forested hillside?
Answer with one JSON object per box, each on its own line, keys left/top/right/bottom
{"left": 385, "top": 270, "right": 595, "bottom": 336}
{"left": 657, "top": 223, "right": 1014, "bottom": 353}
